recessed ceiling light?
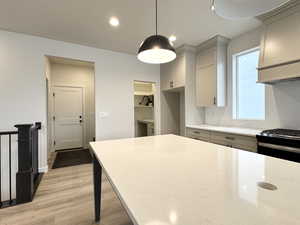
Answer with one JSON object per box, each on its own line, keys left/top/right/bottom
{"left": 169, "top": 35, "right": 176, "bottom": 42}
{"left": 109, "top": 17, "right": 119, "bottom": 27}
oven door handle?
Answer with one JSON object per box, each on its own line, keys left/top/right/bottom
{"left": 258, "top": 142, "right": 300, "bottom": 154}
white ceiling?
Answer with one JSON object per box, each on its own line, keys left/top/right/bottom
{"left": 0, "top": 0, "right": 261, "bottom": 54}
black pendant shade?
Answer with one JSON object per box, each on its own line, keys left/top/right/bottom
{"left": 137, "top": 0, "right": 176, "bottom": 64}
{"left": 138, "top": 35, "right": 176, "bottom": 64}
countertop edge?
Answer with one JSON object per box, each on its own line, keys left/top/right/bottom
{"left": 186, "top": 125, "right": 262, "bottom": 137}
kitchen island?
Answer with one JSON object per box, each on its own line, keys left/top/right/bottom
{"left": 90, "top": 134, "right": 300, "bottom": 225}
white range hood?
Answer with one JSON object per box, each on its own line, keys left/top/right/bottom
{"left": 257, "top": 1, "right": 300, "bottom": 84}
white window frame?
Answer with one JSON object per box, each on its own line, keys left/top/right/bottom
{"left": 232, "top": 47, "right": 265, "bottom": 121}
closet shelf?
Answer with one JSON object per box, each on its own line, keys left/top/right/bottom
{"left": 134, "top": 105, "right": 153, "bottom": 108}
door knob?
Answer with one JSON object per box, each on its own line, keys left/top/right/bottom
{"left": 79, "top": 119, "right": 83, "bottom": 123}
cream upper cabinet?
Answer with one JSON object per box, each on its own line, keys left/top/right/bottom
{"left": 258, "top": 3, "right": 300, "bottom": 83}
{"left": 161, "top": 53, "right": 185, "bottom": 91}
{"left": 196, "top": 47, "right": 217, "bottom": 106}
{"left": 195, "top": 36, "right": 229, "bottom": 107}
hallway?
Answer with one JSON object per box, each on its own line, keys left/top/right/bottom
{"left": 0, "top": 162, "right": 132, "bottom": 225}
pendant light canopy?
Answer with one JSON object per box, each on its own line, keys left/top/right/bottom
{"left": 137, "top": 0, "right": 176, "bottom": 64}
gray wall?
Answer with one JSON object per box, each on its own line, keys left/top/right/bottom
{"left": 0, "top": 29, "right": 160, "bottom": 172}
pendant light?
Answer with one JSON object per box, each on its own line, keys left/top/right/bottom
{"left": 137, "top": 0, "right": 176, "bottom": 64}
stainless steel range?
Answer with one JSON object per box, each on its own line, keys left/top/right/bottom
{"left": 256, "top": 129, "right": 300, "bottom": 163}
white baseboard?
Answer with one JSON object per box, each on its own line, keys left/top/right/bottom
{"left": 39, "top": 166, "right": 48, "bottom": 173}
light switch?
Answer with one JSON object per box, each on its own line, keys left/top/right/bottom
{"left": 99, "top": 112, "right": 109, "bottom": 118}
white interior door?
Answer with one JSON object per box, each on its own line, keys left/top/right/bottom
{"left": 53, "top": 86, "right": 83, "bottom": 150}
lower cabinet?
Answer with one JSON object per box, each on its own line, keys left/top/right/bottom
{"left": 210, "top": 132, "right": 234, "bottom": 147}
{"left": 231, "top": 134, "right": 257, "bottom": 152}
{"left": 186, "top": 128, "right": 210, "bottom": 142}
{"left": 186, "top": 127, "right": 257, "bottom": 152}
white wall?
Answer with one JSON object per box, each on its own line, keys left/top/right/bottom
{"left": 205, "top": 27, "right": 300, "bottom": 129}
{"left": 0, "top": 29, "right": 160, "bottom": 172}
{"left": 49, "top": 62, "right": 95, "bottom": 150}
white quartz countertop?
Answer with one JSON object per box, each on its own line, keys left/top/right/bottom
{"left": 186, "top": 124, "right": 262, "bottom": 137}
{"left": 90, "top": 135, "right": 300, "bottom": 225}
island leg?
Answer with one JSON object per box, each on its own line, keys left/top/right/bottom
{"left": 93, "top": 155, "right": 102, "bottom": 222}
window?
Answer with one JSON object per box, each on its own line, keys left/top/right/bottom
{"left": 233, "top": 48, "right": 265, "bottom": 120}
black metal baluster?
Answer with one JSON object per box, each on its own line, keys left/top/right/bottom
{"left": 31, "top": 126, "right": 37, "bottom": 181}
{"left": 0, "top": 135, "right": 2, "bottom": 207}
{"left": 35, "top": 125, "right": 39, "bottom": 180}
{"left": 9, "top": 134, "right": 12, "bottom": 203}
{"left": 31, "top": 127, "right": 34, "bottom": 179}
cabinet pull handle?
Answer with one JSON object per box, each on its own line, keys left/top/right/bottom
{"left": 170, "top": 81, "right": 174, "bottom": 88}
{"left": 193, "top": 131, "right": 200, "bottom": 134}
{"left": 225, "top": 136, "right": 235, "bottom": 140}
{"left": 213, "top": 96, "right": 216, "bottom": 105}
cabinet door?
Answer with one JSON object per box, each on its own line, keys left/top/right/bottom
{"left": 186, "top": 128, "right": 210, "bottom": 142}
{"left": 161, "top": 54, "right": 185, "bottom": 91}
{"left": 173, "top": 54, "right": 185, "bottom": 88}
{"left": 232, "top": 135, "right": 257, "bottom": 152}
{"left": 196, "top": 64, "right": 217, "bottom": 107}
{"left": 161, "top": 61, "right": 173, "bottom": 91}
{"left": 197, "top": 47, "right": 216, "bottom": 67}
{"left": 210, "top": 131, "right": 234, "bottom": 147}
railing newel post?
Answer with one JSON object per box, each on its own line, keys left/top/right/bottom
{"left": 0, "top": 122, "right": 41, "bottom": 207}
{"left": 14, "top": 124, "right": 34, "bottom": 204}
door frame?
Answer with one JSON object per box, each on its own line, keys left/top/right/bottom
{"left": 133, "top": 80, "right": 158, "bottom": 136}
{"left": 51, "top": 85, "right": 86, "bottom": 151}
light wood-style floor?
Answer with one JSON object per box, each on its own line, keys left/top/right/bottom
{"left": 0, "top": 160, "right": 133, "bottom": 225}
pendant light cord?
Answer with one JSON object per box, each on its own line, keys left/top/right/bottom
{"left": 155, "top": 0, "right": 158, "bottom": 35}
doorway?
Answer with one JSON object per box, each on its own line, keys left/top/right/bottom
{"left": 134, "top": 81, "right": 156, "bottom": 137}
{"left": 45, "top": 56, "right": 95, "bottom": 156}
